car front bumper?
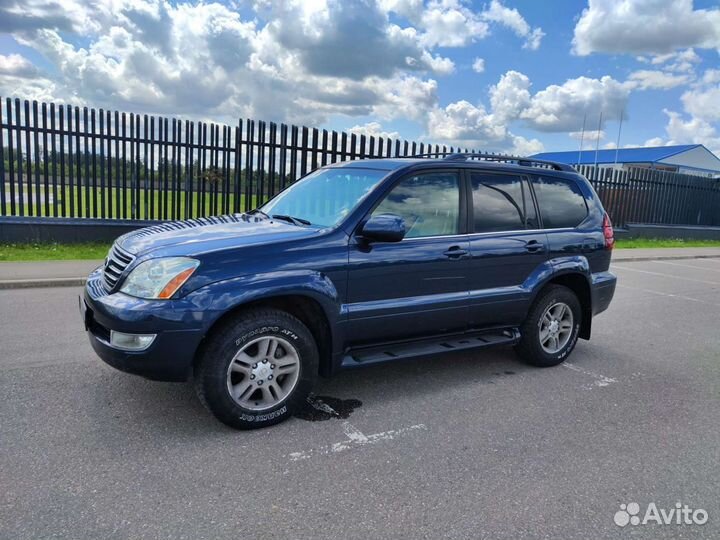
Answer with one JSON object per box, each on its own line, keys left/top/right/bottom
{"left": 81, "top": 268, "right": 207, "bottom": 382}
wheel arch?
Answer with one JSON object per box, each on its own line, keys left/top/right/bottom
{"left": 194, "top": 293, "right": 335, "bottom": 377}
{"left": 538, "top": 272, "right": 592, "bottom": 340}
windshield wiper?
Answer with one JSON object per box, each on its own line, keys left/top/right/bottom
{"left": 247, "top": 208, "right": 271, "bottom": 220}
{"left": 272, "top": 214, "right": 312, "bottom": 227}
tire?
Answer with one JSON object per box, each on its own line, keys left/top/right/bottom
{"left": 515, "top": 285, "right": 581, "bottom": 367}
{"left": 194, "top": 308, "right": 318, "bottom": 429}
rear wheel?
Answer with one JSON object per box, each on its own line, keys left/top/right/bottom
{"left": 515, "top": 285, "right": 581, "bottom": 367}
{"left": 194, "top": 309, "right": 318, "bottom": 429}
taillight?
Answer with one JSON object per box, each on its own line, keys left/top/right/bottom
{"left": 602, "top": 213, "right": 615, "bottom": 250}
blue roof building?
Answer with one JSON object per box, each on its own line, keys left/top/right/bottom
{"left": 532, "top": 144, "right": 720, "bottom": 178}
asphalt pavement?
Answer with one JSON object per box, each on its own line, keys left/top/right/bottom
{"left": 1, "top": 257, "right": 719, "bottom": 539}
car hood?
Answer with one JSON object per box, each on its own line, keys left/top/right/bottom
{"left": 117, "top": 214, "right": 320, "bottom": 255}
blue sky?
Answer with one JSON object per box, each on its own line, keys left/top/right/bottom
{"left": 0, "top": 0, "right": 719, "bottom": 155}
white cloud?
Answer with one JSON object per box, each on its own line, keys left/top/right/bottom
{"left": 348, "top": 121, "right": 400, "bottom": 140}
{"left": 521, "top": 75, "right": 629, "bottom": 132}
{"left": 380, "top": 0, "right": 542, "bottom": 50}
{"left": 425, "top": 99, "right": 543, "bottom": 154}
{"left": 0, "top": 0, "right": 106, "bottom": 34}
{"left": 370, "top": 76, "right": 439, "bottom": 121}
{"left": 481, "top": 0, "right": 544, "bottom": 50}
{"left": 626, "top": 70, "right": 692, "bottom": 90}
{"left": 489, "top": 70, "right": 531, "bottom": 122}
{"left": 1, "top": 0, "right": 460, "bottom": 127}
{"left": 417, "top": 0, "right": 489, "bottom": 47}
{"left": 648, "top": 68, "right": 720, "bottom": 155}
{"left": 699, "top": 69, "right": 720, "bottom": 86}
{"left": 639, "top": 48, "right": 702, "bottom": 73}
{"left": 0, "top": 53, "right": 41, "bottom": 78}
{"left": 643, "top": 137, "right": 665, "bottom": 147}
{"left": 377, "top": 0, "right": 424, "bottom": 21}
{"left": 259, "top": 0, "right": 454, "bottom": 79}
{"left": 681, "top": 84, "right": 720, "bottom": 122}
{"left": 570, "top": 130, "right": 606, "bottom": 150}
{"left": 472, "top": 57, "right": 485, "bottom": 73}
{"left": 425, "top": 69, "right": 634, "bottom": 153}
{"left": 0, "top": 52, "right": 59, "bottom": 103}
{"left": 664, "top": 110, "right": 716, "bottom": 142}
{"left": 650, "top": 110, "right": 720, "bottom": 156}
{"left": 509, "top": 136, "right": 544, "bottom": 156}
{"left": 570, "top": 130, "right": 605, "bottom": 140}
{"left": 573, "top": 0, "right": 720, "bottom": 56}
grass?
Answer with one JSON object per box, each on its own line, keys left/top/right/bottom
{"left": 2, "top": 237, "right": 720, "bottom": 262}
{"left": 614, "top": 238, "right": 720, "bottom": 249}
{"left": 0, "top": 242, "right": 110, "bottom": 261}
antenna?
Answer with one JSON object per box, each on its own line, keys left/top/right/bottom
{"left": 578, "top": 112, "right": 586, "bottom": 166}
{"left": 614, "top": 109, "right": 624, "bottom": 167}
{"left": 594, "top": 111, "right": 603, "bottom": 168}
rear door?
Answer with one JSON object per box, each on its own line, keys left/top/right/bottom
{"left": 530, "top": 174, "right": 592, "bottom": 260}
{"left": 466, "top": 170, "right": 549, "bottom": 329}
{"left": 346, "top": 169, "right": 470, "bottom": 346}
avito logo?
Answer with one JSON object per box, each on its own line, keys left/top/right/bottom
{"left": 614, "top": 502, "right": 708, "bottom": 527}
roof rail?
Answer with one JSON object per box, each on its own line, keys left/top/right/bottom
{"left": 410, "top": 152, "right": 575, "bottom": 172}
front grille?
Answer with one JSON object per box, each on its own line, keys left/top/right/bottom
{"left": 103, "top": 243, "right": 135, "bottom": 292}
{"left": 87, "top": 276, "right": 106, "bottom": 299}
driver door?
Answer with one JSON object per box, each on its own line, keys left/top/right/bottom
{"left": 345, "top": 170, "right": 470, "bottom": 346}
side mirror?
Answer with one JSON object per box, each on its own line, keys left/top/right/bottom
{"left": 360, "top": 214, "right": 406, "bottom": 243}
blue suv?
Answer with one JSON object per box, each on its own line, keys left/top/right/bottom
{"left": 81, "top": 153, "right": 617, "bottom": 429}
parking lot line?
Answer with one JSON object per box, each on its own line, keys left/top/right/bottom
{"left": 650, "top": 260, "right": 720, "bottom": 273}
{"left": 612, "top": 264, "right": 720, "bottom": 286}
{"left": 286, "top": 424, "right": 428, "bottom": 462}
{"left": 563, "top": 362, "right": 618, "bottom": 389}
{"left": 616, "top": 283, "right": 720, "bottom": 308}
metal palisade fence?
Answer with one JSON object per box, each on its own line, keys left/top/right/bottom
{"left": 1, "top": 97, "right": 719, "bottom": 228}
{"left": 576, "top": 164, "right": 720, "bottom": 228}
{"left": 0, "top": 97, "right": 470, "bottom": 222}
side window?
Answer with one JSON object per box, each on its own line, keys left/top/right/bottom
{"left": 470, "top": 173, "right": 537, "bottom": 233}
{"left": 532, "top": 176, "right": 588, "bottom": 229}
{"left": 372, "top": 172, "right": 460, "bottom": 238}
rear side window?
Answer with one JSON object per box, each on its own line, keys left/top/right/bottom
{"left": 470, "top": 173, "right": 537, "bottom": 233}
{"left": 532, "top": 176, "right": 588, "bottom": 229}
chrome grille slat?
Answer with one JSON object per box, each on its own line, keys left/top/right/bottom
{"left": 103, "top": 243, "right": 135, "bottom": 292}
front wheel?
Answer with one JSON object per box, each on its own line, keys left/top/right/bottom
{"left": 194, "top": 309, "right": 318, "bottom": 429}
{"left": 515, "top": 285, "right": 581, "bottom": 367}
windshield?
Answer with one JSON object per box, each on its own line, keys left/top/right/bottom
{"left": 260, "top": 167, "right": 388, "bottom": 227}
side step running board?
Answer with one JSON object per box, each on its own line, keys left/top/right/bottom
{"left": 341, "top": 328, "right": 520, "bottom": 368}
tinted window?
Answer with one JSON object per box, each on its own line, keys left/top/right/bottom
{"left": 372, "top": 172, "right": 460, "bottom": 238}
{"left": 532, "top": 176, "right": 588, "bottom": 229}
{"left": 471, "top": 173, "right": 537, "bottom": 233}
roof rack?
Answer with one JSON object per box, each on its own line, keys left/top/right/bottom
{"left": 409, "top": 152, "right": 575, "bottom": 172}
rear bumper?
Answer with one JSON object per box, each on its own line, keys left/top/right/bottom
{"left": 82, "top": 269, "right": 207, "bottom": 382}
{"left": 591, "top": 270, "right": 617, "bottom": 316}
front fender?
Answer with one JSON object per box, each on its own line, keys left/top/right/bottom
{"left": 185, "top": 269, "right": 343, "bottom": 332}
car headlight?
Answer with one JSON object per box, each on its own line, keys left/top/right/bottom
{"left": 120, "top": 257, "right": 200, "bottom": 299}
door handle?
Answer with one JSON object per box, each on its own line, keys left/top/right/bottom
{"left": 443, "top": 246, "right": 469, "bottom": 259}
{"left": 525, "top": 240, "right": 544, "bottom": 252}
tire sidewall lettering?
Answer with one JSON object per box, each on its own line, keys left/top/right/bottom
{"left": 238, "top": 405, "right": 287, "bottom": 422}
{"left": 234, "top": 326, "right": 299, "bottom": 348}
